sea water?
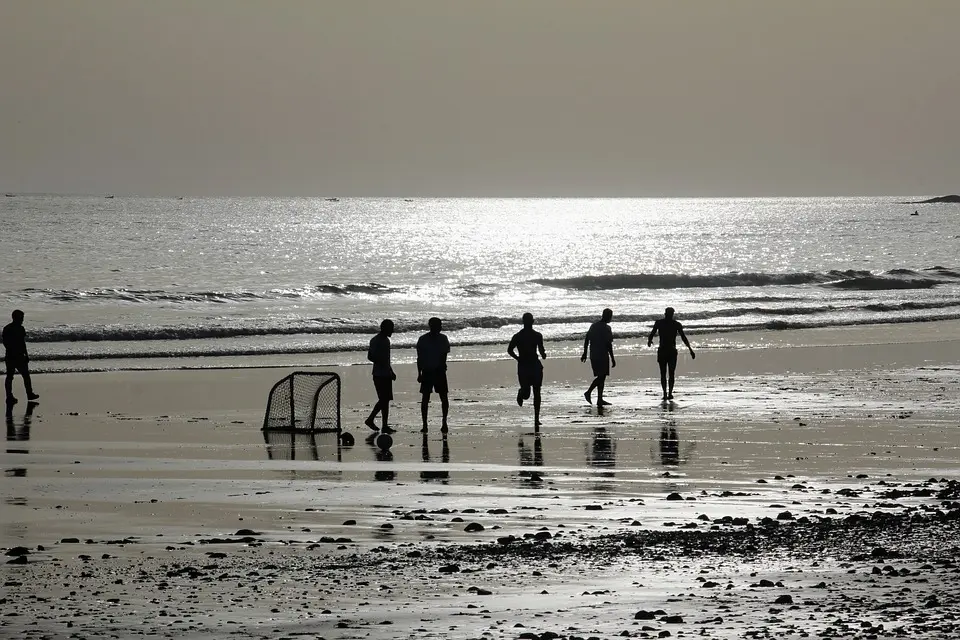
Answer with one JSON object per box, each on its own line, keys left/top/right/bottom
{"left": 3, "top": 195, "right": 959, "bottom": 371}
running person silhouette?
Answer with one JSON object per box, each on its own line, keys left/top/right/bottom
{"left": 508, "top": 312, "right": 547, "bottom": 429}
{"left": 581, "top": 308, "right": 615, "bottom": 405}
{"left": 647, "top": 307, "right": 695, "bottom": 400}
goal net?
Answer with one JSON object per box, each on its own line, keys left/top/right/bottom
{"left": 262, "top": 371, "right": 341, "bottom": 433}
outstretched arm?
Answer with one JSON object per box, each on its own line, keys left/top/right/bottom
{"left": 679, "top": 327, "right": 695, "bottom": 359}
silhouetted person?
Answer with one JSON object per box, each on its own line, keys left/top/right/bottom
{"left": 3, "top": 310, "right": 39, "bottom": 406}
{"left": 416, "top": 317, "right": 450, "bottom": 434}
{"left": 508, "top": 312, "right": 547, "bottom": 430}
{"left": 647, "top": 307, "right": 695, "bottom": 400}
{"left": 365, "top": 319, "right": 396, "bottom": 434}
{"left": 581, "top": 308, "right": 615, "bottom": 405}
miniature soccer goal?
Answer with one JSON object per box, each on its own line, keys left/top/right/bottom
{"left": 262, "top": 371, "right": 341, "bottom": 433}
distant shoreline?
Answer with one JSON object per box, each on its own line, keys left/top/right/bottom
{"left": 900, "top": 194, "right": 960, "bottom": 204}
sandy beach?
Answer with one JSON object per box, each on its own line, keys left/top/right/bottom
{"left": 3, "top": 321, "right": 960, "bottom": 638}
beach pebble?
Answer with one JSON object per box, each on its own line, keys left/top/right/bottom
{"left": 464, "top": 523, "right": 484, "bottom": 532}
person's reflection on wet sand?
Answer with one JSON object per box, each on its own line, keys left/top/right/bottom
{"left": 5, "top": 400, "right": 35, "bottom": 476}
{"left": 420, "top": 433, "right": 450, "bottom": 483}
{"left": 6, "top": 399, "right": 35, "bottom": 445}
{"left": 659, "top": 424, "right": 680, "bottom": 465}
{"left": 368, "top": 433, "right": 396, "bottom": 481}
{"left": 518, "top": 433, "right": 543, "bottom": 468}
{"left": 657, "top": 422, "right": 696, "bottom": 466}
{"left": 586, "top": 425, "right": 616, "bottom": 473}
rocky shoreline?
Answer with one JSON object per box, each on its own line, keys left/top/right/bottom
{"left": 4, "top": 478, "right": 959, "bottom": 639}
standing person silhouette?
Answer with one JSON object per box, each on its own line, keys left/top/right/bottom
{"left": 581, "top": 308, "right": 615, "bottom": 405}
{"left": 508, "top": 312, "right": 547, "bottom": 429}
{"left": 416, "top": 317, "right": 450, "bottom": 434}
{"left": 647, "top": 307, "right": 695, "bottom": 400}
{"left": 3, "top": 310, "right": 39, "bottom": 406}
{"left": 365, "top": 319, "right": 396, "bottom": 434}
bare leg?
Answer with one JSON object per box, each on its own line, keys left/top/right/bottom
{"left": 20, "top": 364, "right": 35, "bottom": 398}
{"left": 668, "top": 361, "right": 677, "bottom": 398}
{"left": 533, "top": 387, "right": 542, "bottom": 428}
{"left": 381, "top": 401, "right": 391, "bottom": 431}
{"left": 659, "top": 361, "right": 668, "bottom": 399}
{"left": 440, "top": 393, "right": 449, "bottom": 430}
{"left": 420, "top": 395, "right": 430, "bottom": 432}
{"left": 585, "top": 377, "right": 600, "bottom": 404}
{"left": 596, "top": 375, "right": 610, "bottom": 405}
{"left": 366, "top": 401, "right": 381, "bottom": 429}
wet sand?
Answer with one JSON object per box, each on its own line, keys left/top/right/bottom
{"left": 2, "top": 321, "right": 960, "bottom": 638}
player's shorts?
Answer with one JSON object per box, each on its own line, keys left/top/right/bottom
{"left": 373, "top": 376, "right": 393, "bottom": 401}
{"left": 591, "top": 356, "right": 609, "bottom": 377}
{"left": 5, "top": 356, "right": 28, "bottom": 376}
{"left": 517, "top": 361, "right": 544, "bottom": 389}
{"left": 657, "top": 348, "right": 679, "bottom": 367}
{"left": 419, "top": 369, "right": 448, "bottom": 395}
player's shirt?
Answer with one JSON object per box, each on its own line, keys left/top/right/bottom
{"left": 2, "top": 323, "right": 27, "bottom": 358}
{"left": 368, "top": 333, "right": 393, "bottom": 377}
{"left": 416, "top": 332, "right": 450, "bottom": 372}
{"left": 509, "top": 328, "right": 544, "bottom": 366}
{"left": 586, "top": 321, "right": 613, "bottom": 360}
{"left": 652, "top": 318, "right": 684, "bottom": 351}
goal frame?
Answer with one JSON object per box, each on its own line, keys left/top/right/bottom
{"left": 261, "top": 371, "right": 342, "bottom": 434}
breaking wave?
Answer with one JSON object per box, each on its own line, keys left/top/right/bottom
{"left": 533, "top": 267, "right": 960, "bottom": 291}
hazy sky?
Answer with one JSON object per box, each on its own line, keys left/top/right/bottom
{"left": 1, "top": 1, "right": 958, "bottom": 196}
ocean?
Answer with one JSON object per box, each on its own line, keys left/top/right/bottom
{"left": 3, "top": 195, "right": 959, "bottom": 372}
